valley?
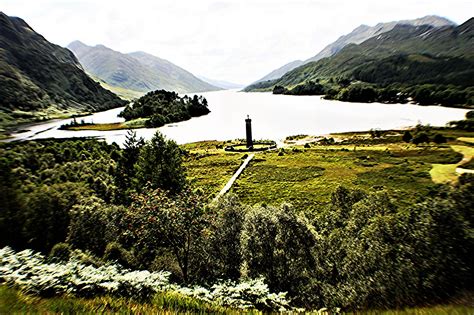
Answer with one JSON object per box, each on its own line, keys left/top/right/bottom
{"left": 1, "top": 4, "right": 474, "bottom": 314}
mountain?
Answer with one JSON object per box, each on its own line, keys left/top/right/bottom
{"left": 197, "top": 75, "right": 244, "bottom": 89}
{"left": 0, "top": 12, "right": 125, "bottom": 129}
{"left": 253, "top": 60, "right": 304, "bottom": 84}
{"left": 246, "top": 18, "right": 474, "bottom": 106}
{"left": 305, "top": 15, "right": 455, "bottom": 64}
{"left": 271, "top": 19, "right": 473, "bottom": 88}
{"left": 250, "top": 15, "right": 455, "bottom": 85}
{"left": 68, "top": 41, "right": 220, "bottom": 94}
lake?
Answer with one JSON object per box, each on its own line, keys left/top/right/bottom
{"left": 6, "top": 90, "right": 469, "bottom": 146}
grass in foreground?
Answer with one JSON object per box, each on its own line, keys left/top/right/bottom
{"left": 0, "top": 285, "right": 232, "bottom": 314}
{"left": 2, "top": 285, "right": 473, "bottom": 314}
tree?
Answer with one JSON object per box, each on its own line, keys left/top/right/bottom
{"left": 272, "top": 85, "right": 287, "bottom": 95}
{"left": 135, "top": 131, "right": 186, "bottom": 193}
{"left": 23, "top": 183, "right": 89, "bottom": 253}
{"left": 370, "top": 129, "right": 382, "bottom": 138}
{"left": 0, "top": 157, "right": 25, "bottom": 249}
{"left": 195, "top": 194, "right": 246, "bottom": 281}
{"left": 241, "top": 203, "right": 317, "bottom": 305}
{"left": 67, "top": 196, "right": 126, "bottom": 256}
{"left": 402, "top": 130, "right": 413, "bottom": 143}
{"left": 115, "top": 130, "right": 144, "bottom": 204}
{"left": 433, "top": 133, "right": 447, "bottom": 144}
{"left": 412, "top": 132, "right": 430, "bottom": 145}
{"left": 125, "top": 188, "right": 211, "bottom": 282}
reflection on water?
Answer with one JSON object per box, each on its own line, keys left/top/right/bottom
{"left": 6, "top": 90, "right": 469, "bottom": 146}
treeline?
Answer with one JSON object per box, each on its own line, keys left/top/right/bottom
{"left": 447, "top": 110, "right": 474, "bottom": 131}
{"left": 273, "top": 80, "right": 474, "bottom": 108}
{"left": 119, "top": 90, "right": 210, "bottom": 128}
{"left": 273, "top": 81, "right": 325, "bottom": 96}
{"left": 1, "top": 132, "right": 473, "bottom": 311}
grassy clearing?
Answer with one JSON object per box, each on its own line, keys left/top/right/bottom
{"left": 183, "top": 141, "right": 245, "bottom": 197}
{"left": 0, "top": 285, "right": 233, "bottom": 314}
{"left": 184, "top": 139, "right": 464, "bottom": 212}
{"left": 231, "top": 144, "right": 454, "bottom": 211}
{"left": 430, "top": 144, "right": 474, "bottom": 184}
{"left": 458, "top": 137, "right": 474, "bottom": 144}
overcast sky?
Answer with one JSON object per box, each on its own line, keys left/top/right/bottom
{"left": 2, "top": 0, "right": 472, "bottom": 84}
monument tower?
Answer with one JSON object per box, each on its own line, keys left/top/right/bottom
{"left": 245, "top": 115, "right": 253, "bottom": 149}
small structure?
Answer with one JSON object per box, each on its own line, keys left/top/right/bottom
{"left": 224, "top": 115, "right": 277, "bottom": 152}
{"left": 245, "top": 115, "right": 253, "bottom": 149}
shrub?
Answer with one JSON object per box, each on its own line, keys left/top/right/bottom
{"left": 0, "top": 247, "right": 292, "bottom": 311}
{"left": 402, "top": 130, "right": 413, "bottom": 143}
{"left": 103, "top": 242, "right": 134, "bottom": 268}
{"left": 412, "top": 132, "right": 430, "bottom": 145}
{"left": 433, "top": 133, "right": 447, "bottom": 144}
{"left": 49, "top": 242, "right": 72, "bottom": 262}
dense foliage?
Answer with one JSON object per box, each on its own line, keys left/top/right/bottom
{"left": 119, "top": 90, "right": 210, "bottom": 127}
{"left": 273, "top": 81, "right": 325, "bottom": 96}
{"left": 1, "top": 132, "right": 473, "bottom": 311}
{"left": 448, "top": 110, "right": 474, "bottom": 131}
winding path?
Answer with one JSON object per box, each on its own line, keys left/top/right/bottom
{"left": 213, "top": 153, "right": 254, "bottom": 202}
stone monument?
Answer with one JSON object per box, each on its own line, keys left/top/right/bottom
{"left": 245, "top": 115, "right": 253, "bottom": 149}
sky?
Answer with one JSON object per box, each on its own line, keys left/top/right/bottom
{"left": 1, "top": 0, "right": 472, "bottom": 84}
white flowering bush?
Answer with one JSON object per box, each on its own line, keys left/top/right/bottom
{"left": 177, "top": 278, "right": 291, "bottom": 311}
{"left": 0, "top": 247, "right": 292, "bottom": 311}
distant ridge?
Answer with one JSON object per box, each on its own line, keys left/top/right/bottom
{"left": 197, "top": 75, "right": 244, "bottom": 89}
{"left": 251, "top": 15, "right": 455, "bottom": 85}
{"left": 68, "top": 41, "right": 221, "bottom": 94}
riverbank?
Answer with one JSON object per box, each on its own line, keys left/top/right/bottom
{"left": 59, "top": 118, "right": 148, "bottom": 131}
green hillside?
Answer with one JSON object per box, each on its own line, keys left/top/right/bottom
{"left": 245, "top": 18, "right": 474, "bottom": 107}
{"left": 0, "top": 12, "right": 126, "bottom": 131}
{"left": 251, "top": 15, "right": 455, "bottom": 84}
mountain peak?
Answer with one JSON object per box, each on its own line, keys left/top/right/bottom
{"left": 413, "top": 15, "right": 456, "bottom": 27}
{"left": 68, "top": 40, "right": 87, "bottom": 49}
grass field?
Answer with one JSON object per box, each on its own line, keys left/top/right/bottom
{"left": 2, "top": 285, "right": 472, "bottom": 314}
{"left": 0, "top": 285, "right": 232, "bottom": 314}
{"left": 184, "top": 132, "right": 472, "bottom": 212}
{"left": 430, "top": 143, "right": 474, "bottom": 183}
{"left": 183, "top": 141, "right": 245, "bottom": 196}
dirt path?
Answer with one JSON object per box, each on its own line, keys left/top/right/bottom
{"left": 213, "top": 153, "right": 254, "bottom": 202}
{"left": 430, "top": 142, "right": 474, "bottom": 184}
